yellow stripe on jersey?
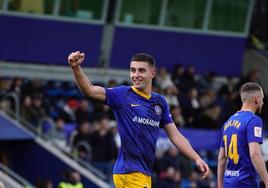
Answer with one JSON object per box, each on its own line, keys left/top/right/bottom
{"left": 113, "top": 172, "right": 152, "bottom": 188}
{"left": 131, "top": 86, "right": 151, "bottom": 99}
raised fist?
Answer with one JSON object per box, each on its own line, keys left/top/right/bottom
{"left": 68, "top": 51, "right": 85, "bottom": 67}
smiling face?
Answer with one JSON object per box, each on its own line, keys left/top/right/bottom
{"left": 130, "top": 61, "right": 156, "bottom": 91}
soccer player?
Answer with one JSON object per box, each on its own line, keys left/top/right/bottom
{"left": 217, "top": 82, "right": 268, "bottom": 188}
{"left": 68, "top": 51, "right": 209, "bottom": 188}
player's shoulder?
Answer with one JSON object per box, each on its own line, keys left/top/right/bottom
{"left": 107, "top": 85, "right": 130, "bottom": 92}
{"left": 152, "top": 92, "right": 164, "bottom": 100}
{"left": 106, "top": 85, "right": 131, "bottom": 98}
{"left": 151, "top": 92, "right": 167, "bottom": 104}
{"left": 248, "top": 113, "right": 262, "bottom": 124}
{"left": 240, "top": 111, "right": 262, "bottom": 122}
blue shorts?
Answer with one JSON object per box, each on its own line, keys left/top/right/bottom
{"left": 224, "top": 177, "right": 259, "bottom": 188}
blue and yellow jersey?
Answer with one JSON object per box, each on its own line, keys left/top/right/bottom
{"left": 220, "top": 111, "right": 263, "bottom": 184}
{"left": 105, "top": 85, "right": 173, "bottom": 176}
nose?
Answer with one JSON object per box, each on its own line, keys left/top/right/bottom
{"left": 133, "top": 71, "right": 140, "bottom": 77}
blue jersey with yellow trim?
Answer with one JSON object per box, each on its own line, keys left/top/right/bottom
{"left": 105, "top": 85, "right": 173, "bottom": 176}
{"left": 220, "top": 111, "right": 263, "bottom": 186}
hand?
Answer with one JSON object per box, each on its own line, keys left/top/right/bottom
{"left": 68, "top": 51, "right": 85, "bottom": 68}
{"left": 195, "top": 158, "right": 210, "bottom": 179}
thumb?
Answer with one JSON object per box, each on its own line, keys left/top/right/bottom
{"left": 199, "top": 164, "right": 205, "bottom": 172}
{"left": 79, "top": 53, "right": 85, "bottom": 58}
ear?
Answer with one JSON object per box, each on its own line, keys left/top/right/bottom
{"left": 254, "top": 96, "right": 259, "bottom": 105}
{"left": 151, "top": 68, "right": 156, "bottom": 78}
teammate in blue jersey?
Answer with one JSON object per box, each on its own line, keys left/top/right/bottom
{"left": 68, "top": 51, "right": 209, "bottom": 187}
{"left": 217, "top": 82, "right": 268, "bottom": 188}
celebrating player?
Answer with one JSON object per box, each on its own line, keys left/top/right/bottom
{"left": 68, "top": 51, "right": 209, "bottom": 188}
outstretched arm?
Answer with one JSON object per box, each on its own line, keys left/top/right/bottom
{"left": 164, "top": 123, "right": 210, "bottom": 179}
{"left": 217, "top": 148, "right": 227, "bottom": 188}
{"left": 68, "top": 51, "right": 106, "bottom": 101}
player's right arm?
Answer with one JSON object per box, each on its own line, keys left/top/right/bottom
{"left": 68, "top": 51, "right": 106, "bottom": 102}
{"left": 249, "top": 142, "right": 268, "bottom": 187}
{"left": 217, "top": 147, "right": 227, "bottom": 188}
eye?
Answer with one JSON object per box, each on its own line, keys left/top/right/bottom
{"left": 139, "top": 68, "right": 146, "bottom": 73}
{"left": 130, "top": 68, "right": 136, "bottom": 73}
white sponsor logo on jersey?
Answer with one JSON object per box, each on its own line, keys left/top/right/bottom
{"left": 132, "top": 116, "right": 160, "bottom": 127}
{"left": 225, "top": 170, "right": 239, "bottom": 177}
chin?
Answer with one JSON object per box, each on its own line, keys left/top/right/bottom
{"left": 134, "top": 84, "right": 144, "bottom": 90}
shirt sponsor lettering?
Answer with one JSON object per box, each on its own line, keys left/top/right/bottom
{"left": 225, "top": 170, "right": 239, "bottom": 177}
{"left": 132, "top": 116, "right": 160, "bottom": 128}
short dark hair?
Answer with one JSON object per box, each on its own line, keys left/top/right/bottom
{"left": 240, "top": 82, "right": 263, "bottom": 102}
{"left": 130, "top": 53, "right": 155, "bottom": 67}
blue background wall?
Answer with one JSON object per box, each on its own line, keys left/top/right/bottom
{"left": 111, "top": 27, "right": 246, "bottom": 76}
{"left": 0, "top": 15, "right": 103, "bottom": 66}
{"left": 0, "top": 15, "right": 246, "bottom": 76}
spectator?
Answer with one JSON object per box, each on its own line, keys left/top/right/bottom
{"left": 71, "top": 121, "right": 92, "bottom": 161}
{"left": 21, "top": 79, "right": 43, "bottom": 99}
{"left": 75, "top": 99, "right": 92, "bottom": 124}
{"left": 156, "top": 67, "right": 176, "bottom": 90}
{"left": 179, "top": 65, "right": 197, "bottom": 92}
{"left": 90, "top": 117, "right": 117, "bottom": 180}
{"left": 20, "top": 95, "right": 35, "bottom": 124}
{"left": 179, "top": 87, "right": 200, "bottom": 126}
{"left": 109, "top": 120, "right": 121, "bottom": 149}
{"left": 9, "top": 77, "right": 23, "bottom": 96}
{"left": 171, "top": 64, "right": 185, "bottom": 89}
{"left": 170, "top": 105, "right": 185, "bottom": 127}
{"left": 31, "top": 94, "right": 47, "bottom": 125}
{"left": 92, "top": 102, "right": 114, "bottom": 121}
{"left": 58, "top": 170, "right": 84, "bottom": 188}
{"left": 69, "top": 171, "right": 84, "bottom": 188}
{"left": 59, "top": 99, "right": 79, "bottom": 123}
{"left": 163, "top": 87, "right": 179, "bottom": 107}
{"left": 48, "top": 118, "right": 66, "bottom": 148}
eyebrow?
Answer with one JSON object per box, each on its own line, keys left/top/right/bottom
{"left": 131, "top": 67, "right": 146, "bottom": 71}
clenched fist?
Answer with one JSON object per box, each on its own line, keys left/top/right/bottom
{"left": 68, "top": 51, "right": 85, "bottom": 67}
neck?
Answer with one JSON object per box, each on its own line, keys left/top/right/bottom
{"left": 240, "top": 103, "right": 256, "bottom": 113}
{"left": 143, "top": 85, "right": 152, "bottom": 95}
{"left": 131, "top": 85, "right": 152, "bottom": 99}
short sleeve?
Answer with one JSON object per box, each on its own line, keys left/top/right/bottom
{"left": 105, "top": 86, "right": 128, "bottom": 108}
{"left": 247, "top": 116, "right": 263, "bottom": 144}
{"left": 160, "top": 96, "right": 174, "bottom": 127}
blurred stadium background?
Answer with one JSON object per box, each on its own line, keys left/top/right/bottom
{"left": 0, "top": 0, "right": 268, "bottom": 187}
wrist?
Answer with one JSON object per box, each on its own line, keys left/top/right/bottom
{"left": 71, "top": 65, "right": 81, "bottom": 71}
{"left": 194, "top": 155, "right": 202, "bottom": 163}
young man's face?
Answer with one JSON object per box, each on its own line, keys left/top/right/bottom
{"left": 130, "top": 61, "right": 155, "bottom": 90}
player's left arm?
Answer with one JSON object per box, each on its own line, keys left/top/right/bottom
{"left": 247, "top": 116, "right": 268, "bottom": 186}
{"left": 217, "top": 147, "right": 227, "bottom": 188}
{"left": 164, "top": 123, "right": 210, "bottom": 179}
{"left": 249, "top": 142, "right": 268, "bottom": 186}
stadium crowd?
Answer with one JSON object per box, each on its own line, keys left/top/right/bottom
{"left": 1, "top": 64, "right": 268, "bottom": 188}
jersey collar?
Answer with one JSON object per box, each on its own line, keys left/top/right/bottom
{"left": 131, "top": 86, "right": 151, "bottom": 99}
